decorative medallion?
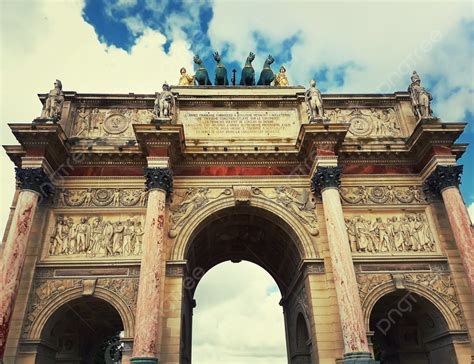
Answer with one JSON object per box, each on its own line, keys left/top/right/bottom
{"left": 103, "top": 114, "right": 129, "bottom": 134}
{"left": 349, "top": 116, "right": 372, "bottom": 136}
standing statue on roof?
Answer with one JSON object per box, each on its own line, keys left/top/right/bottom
{"left": 178, "top": 67, "right": 194, "bottom": 86}
{"left": 257, "top": 54, "right": 275, "bottom": 86}
{"left": 154, "top": 82, "right": 174, "bottom": 119}
{"left": 213, "top": 51, "right": 229, "bottom": 86}
{"left": 408, "top": 71, "right": 433, "bottom": 121}
{"left": 193, "top": 55, "right": 212, "bottom": 85}
{"left": 41, "top": 79, "right": 65, "bottom": 122}
{"left": 305, "top": 79, "right": 325, "bottom": 121}
{"left": 274, "top": 66, "right": 289, "bottom": 86}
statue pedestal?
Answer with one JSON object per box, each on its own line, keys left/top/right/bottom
{"left": 32, "top": 117, "right": 57, "bottom": 124}
{"left": 151, "top": 117, "right": 171, "bottom": 126}
{"left": 309, "top": 116, "right": 330, "bottom": 124}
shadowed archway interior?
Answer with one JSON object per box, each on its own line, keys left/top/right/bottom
{"left": 370, "top": 290, "right": 456, "bottom": 364}
{"left": 37, "top": 296, "right": 124, "bottom": 364}
{"left": 180, "top": 205, "right": 312, "bottom": 364}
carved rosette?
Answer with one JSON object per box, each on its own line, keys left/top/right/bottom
{"left": 15, "top": 167, "right": 54, "bottom": 197}
{"left": 310, "top": 166, "right": 342, "bottom": 194}
{"left": 424, "top": 165, "right": 463, "bottom": 195}
{"left": 144, "top": 167, "right": 173, "bottom": 194}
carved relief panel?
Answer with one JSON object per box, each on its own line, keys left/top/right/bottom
{"left": 325, "top": 108, "right": 405, "bottom": 138}
{"left": 340, "top": 185, "right": 426, "bottom": 205}
{"left": 71, "top": 108, "right": 154, "bottom": 139}
{"left": 55, "top": 188, "right": 148, "bottom": 208}
{"left": 344, "top": 210, "right": 439, "bottom": 255}
{"left": 43, "top": 212, "right": 145, "bottom": 260}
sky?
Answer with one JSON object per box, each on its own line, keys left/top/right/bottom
{"left": 0, "top": 0, "right": 473, "bottom": 363}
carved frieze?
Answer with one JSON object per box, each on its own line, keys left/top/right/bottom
{"left": 357, "top": 272, "right": 464, "bottom": 328}
{"left": 168, "top": 187, "right": 232, "bottom": 238}
{"left": 253, "top": 186, "right": 319, "bottom": 236}
{"left": 325, "top": 108, "right": 403, "bottom": 138}
{"left": 71, "top": 107, "right": 154, "bottom": 139}
{"left": 55, "top": 188, "right": 148, "bottom": 208}
{"left": 340, "top": 185, "right": 426, "bottom": 205}
{"left": 345, "top": 212, "right": 437, "bottom": 254}
{"left": 47, "top": 214, "right": 145, "bottom": 258}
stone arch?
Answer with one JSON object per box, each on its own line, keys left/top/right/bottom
{"left": 28, "top": 286, "right": 135, "bottom": 340}
{"left": 170, "top": 192, "right": 318, "bottom": 262}
{"left": 362, "top": 280, "right": 462, "bottom": 332}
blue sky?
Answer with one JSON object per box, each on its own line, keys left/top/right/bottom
{"left": 0, "top": 1, "right": 473, "bottom": 363}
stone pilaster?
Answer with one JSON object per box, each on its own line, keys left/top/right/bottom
{"left": 425, "top": 165, "right": 473, "bottom": 293}
{"left": 311, "top": 167, "right": 377, "bottom": 364}
{"left": 1, "top": 168, "right": 51, "bottom": 360}
{"left": 132, "top": 168, "right": 173, "bottom": 364}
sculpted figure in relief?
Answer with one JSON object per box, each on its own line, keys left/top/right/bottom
{"left": 408, "top": 71, "right": 433, "bottom": 121}
{"left": 48, "top": 215, "right": 144, "bottom": 258}
{"left": 305, "top": 79, "right": 324, "bottom": 120}
{"left": 41, "top": 79, "right": 64, "bottom": 121}
{"left": 345, "top": 213, "right": 436, "bottom": 254}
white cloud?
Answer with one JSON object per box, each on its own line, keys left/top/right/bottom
{"left": 193, "top": 262, "right": 286, "bottom": 364}
{"left": 468, "top": 203, "right": 474, "bottom": 224}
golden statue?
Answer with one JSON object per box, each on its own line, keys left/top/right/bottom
{"left": 274, "top": 66, "right": 289, "bottom": 86}
{"left": 178, "top": 67, "right": 195, "bottom": 86}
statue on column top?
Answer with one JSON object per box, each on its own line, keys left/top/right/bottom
{"left": 408, "top": 71, "right": 434, "bottom": 121}
{"left": 178, "top": 67, "right": 195, "bottom": 86}
{"left": 305, "top": 79, "right": 325, "bottom": 122}
{"left": 40, "top": 79, "right": 64, "bottom": 122}
{"left": 274, "top": 66, "right": 289, "bottom": 86}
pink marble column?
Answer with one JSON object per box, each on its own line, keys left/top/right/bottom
{"left": 132, "top": 168, "right": 173, "bottom": 364}
{"left": 1, "top": 167, "right": 52, "bottom": 360}
{"left": 426, "top": 165, "right": 474, "bottom": 293}
{"left": 312, "top": 167, "right": 375, "bottom": 363}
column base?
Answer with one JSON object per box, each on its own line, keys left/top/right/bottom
{"left": 130, "top": 357, "right": 158, "bottom": 364}
{"left": 342, "top": 352, "right": 379, "bottom": 363}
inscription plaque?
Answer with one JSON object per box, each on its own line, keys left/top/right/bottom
{"left": 179, "top": 110, "right": 300, "bottom": 143}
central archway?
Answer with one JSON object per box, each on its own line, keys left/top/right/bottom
{"left": 178, "top": 205, "right": 316, "bottom": 363}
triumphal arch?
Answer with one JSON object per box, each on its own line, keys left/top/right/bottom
{"left": 1, "top": 63, "right": 473, "bottom": 364}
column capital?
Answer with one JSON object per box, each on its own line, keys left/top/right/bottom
{"left": 311, "top": 166, "right": 342, "bottom": 194}
{"left": 15, "top": 167, "right": 54, "bottom": 197}
{"left": 424, "top": 165, "right": 463, "bottom": 195}
{"left": 144, "top": 167, "right": 173, "bottom": 194}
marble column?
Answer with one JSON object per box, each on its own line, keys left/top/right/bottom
{"left": 311, "top": 167, "right": 377, "bottom": 364}
{"left": 132, "top": 168, "right": 173, "bottom": 364}
{"left": 1, "top": 168, "right": 52, "bottom": 360}
{"left": 425, "top": 165, "right": 474, "bottom": 293}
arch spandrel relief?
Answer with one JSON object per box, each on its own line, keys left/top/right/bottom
{"left": 43, "top": 212, "right": 145, "bottom": 260}
{"left": 168, "top": 185, "right": 319, "bottom": 239}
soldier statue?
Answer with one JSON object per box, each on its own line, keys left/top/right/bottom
{"left": 40, "top": 79, "right": 65, "bottom": 121}
{"left": 408, "top": 71, "right": 433, "bottom": 121}
{"left": 305, "top": 79, "right": 324, "bottom": 121}
{"left": 154, "top": 82, "right": 174, "bottom": 119}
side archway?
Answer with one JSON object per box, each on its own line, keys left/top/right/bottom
{"left": 29, "top": 286, "right": 135, "bottom": 340}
